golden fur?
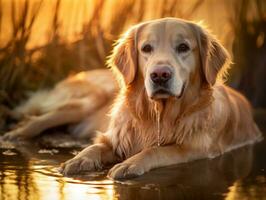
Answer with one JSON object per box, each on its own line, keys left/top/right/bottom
{"left": 4, "top": 18, "right": 262, "bottom": 180}
{"left": 60, "top": 18, "right": 261, "bottom": 179}
{"left": 3, "top": 70, "right": 117, "bottom": 139}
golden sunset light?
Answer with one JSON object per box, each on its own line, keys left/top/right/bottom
{"left": 0, "top": 1, "right": 265, "bottom": 200}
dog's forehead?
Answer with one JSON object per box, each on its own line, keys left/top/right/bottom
{"left": 139, "top": 19, "right": 194, "bottom": 41}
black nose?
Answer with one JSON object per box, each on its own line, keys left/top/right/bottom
{"left": 150, "top": 66, "right": 172, "bottom": 85}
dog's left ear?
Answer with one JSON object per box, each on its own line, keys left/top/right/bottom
{"left": 108, "top": 26, "right": 138, "bottom": 86}
{"left": 190, "top": 23, "right": 230, "bottom": 85}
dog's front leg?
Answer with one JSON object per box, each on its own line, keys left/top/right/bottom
{"left": 108, "top": 145, "right": 206, "bottom": 180}
{"left": 60, "top": 143, "right": 116, "bottom": 176}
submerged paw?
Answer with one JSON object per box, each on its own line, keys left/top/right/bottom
{"left": 59, "top": 157, "right": 102, "bottom": 176}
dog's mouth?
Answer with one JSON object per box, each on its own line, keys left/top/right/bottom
{"left": 151, "top": 88, "right": 173, "bottom": 99}
{"left": 177, "top": 82, "right": 186, "bottom": 98}
{"left": 150, "top": 83, "right": 186, "bottom": 100}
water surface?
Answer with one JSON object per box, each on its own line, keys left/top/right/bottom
{"left": 0, "top": 116, "right": 266, "bottom": 200}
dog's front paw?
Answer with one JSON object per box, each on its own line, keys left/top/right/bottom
{"left": 108, "top": 162, "right": 145, "bottom": 180}
{"left": 59, "top": 156, "right": 102, "bottom": 176}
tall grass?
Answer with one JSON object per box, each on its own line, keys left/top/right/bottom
{"left": 1, "top": 0, "right": 264, "bottom": 130}
{"left": 0, "top": 0, "right": 206, "bottom": 130}
{"left": 0, "top": 0, "right": 204, "bottom": 107}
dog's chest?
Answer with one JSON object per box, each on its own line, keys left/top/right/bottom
{"left": 112, "top": 123, "right": 179, "bottom": 159}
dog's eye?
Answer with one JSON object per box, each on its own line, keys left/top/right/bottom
{"left": 141, "top": 44, "right": 153, "bottom": 53}
{"left": 176, "top": 43, "right": 190, "bottom": 53}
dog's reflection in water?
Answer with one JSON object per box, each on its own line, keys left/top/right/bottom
{"left": 0, "top": 137, "right": 264, "bottom": 200}
{"left": 113, "top": 144, "right": 255, "bottom": 200}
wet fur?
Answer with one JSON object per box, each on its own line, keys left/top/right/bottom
{"left": 60, "top": 18, "right": 262, "bottom": 179}
{"left": 4, "top": 18, "right": 262, "bottom": 179}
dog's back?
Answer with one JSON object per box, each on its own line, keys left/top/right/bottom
{"left": 5, "top": 69, "right": 118, "bottom": 139}
{"left": 16, "top": 69, "right": 117, "bottom": 115}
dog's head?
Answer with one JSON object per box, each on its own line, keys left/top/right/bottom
{"left": 108, "top": 18, "right": 230, "bottom": 100}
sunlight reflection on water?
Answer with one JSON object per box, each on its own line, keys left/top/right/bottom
{"left": 0, "top": 122, "right": 266, "bottom": 200}
{"left": 1, "top": 162, "right": 117, "bottom": 200}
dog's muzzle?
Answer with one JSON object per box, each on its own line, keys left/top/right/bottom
{"left": 150, "top": 66, "right": 172, "bottom": 86}
{"left": 149, "top": 66, "right": 186, "bottom": 99}
{"left": 149, "top": 66, "right": 174, "bottom": 99}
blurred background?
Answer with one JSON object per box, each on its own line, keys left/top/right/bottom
{"left": 0, "top": 0, "right": 265, "bottom": 131}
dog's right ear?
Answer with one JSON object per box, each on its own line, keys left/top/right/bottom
{"left": 189, "top": 22, "right": 230, "bottom": 85}
{"left": 107, "top": 26, "right": 138, "bottom": 86}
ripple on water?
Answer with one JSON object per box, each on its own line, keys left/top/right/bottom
{"left": 0, "top": 120, "right": 266, "bottom": 200}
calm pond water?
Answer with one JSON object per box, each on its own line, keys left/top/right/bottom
{"left": 0, "top": 114, "right": 266, "bottom": 200}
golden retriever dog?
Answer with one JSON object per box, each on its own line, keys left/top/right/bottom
{"left": 3, "top": 70, "right": 118, "bottom": 139}
{"left": 4, "top": 18, "right": 262, "bottom": 180}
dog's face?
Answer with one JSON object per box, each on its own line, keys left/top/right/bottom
{"left": 109, "top": 18, "right": 229, "bottom": 100}
{"left": 138, "top": 20, "right": 198, "bottom": 99}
